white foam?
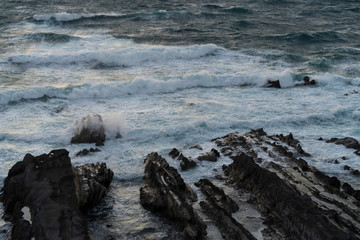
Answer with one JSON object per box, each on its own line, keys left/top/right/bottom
{"left": 7, "top": 38, "right": 220, "bottom": 67}
{"left": 103, "top": 112, "right": 128, "bottom": 138}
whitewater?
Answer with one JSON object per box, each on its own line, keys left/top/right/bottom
{"left": 1, "top": 0, "right": 360, "bottom": 239}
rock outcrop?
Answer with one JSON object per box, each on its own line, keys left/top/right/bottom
{"left": 266, "top": 80, "right": 281, "bottom": 88}
{"left": 76, "top": 147, "right": 101, "bottom": 157}
{"left": 71, "top": 115, "right": 106, "bottom": 146}
{"left": 225, "top": 153, "right": 353, "bottom": 240}
{"left": 169, "top": 148, "right": 180, "bottom": 159}
{"left": 197, "top": 149, "right": 220, "bottom": 162}
{"left": 139, "top": 152, "right": 207, "bottom": 239}
{"left": 326, "top": 137, "right": 360, "bottom": 156}
{"left": 178, "top": 154, "right": 197, "bottom": 171}
{"left": 296, "top": 76, "right": 316, "bottom": 86}
{"left": 0, "top": 149, "right": 113, "bottom": 240}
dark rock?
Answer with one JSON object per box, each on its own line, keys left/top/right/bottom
{"left": 314, "top": 170, "right": 341, "bottom": 190}
{"left": 1, "top": 150, "right": 89, "bottom": 239}
{"left": 326, "top": 137, "right": 360, "bottom": 151}
{"left": 352, "top": 169, "right": 360, "bottom": 176}
{"left": 169, "top": 148, "right": 180, "bottom": 159}
{"left": 355, "top": 150, "right": 360, "bottom": 156}
{"left": 11, "top": 218, "right": 32, "bottom": 240}
{"left": 344, "top": 165, "right": 351, "bottom": 171}
{"left": 140, "top": 152, "right": 207, "bottom": 239}
{"left": 74, "top": 162, "right": 114, "bottom": 208}
{"left": 342, "top": 156, "right": 348, "bottom": 160}
{"left": 266, "top": 80, "right": 281, "bottom": 88}
{"left": 195, "top": 179, "right": 255, "bottom": 240}
{"left": 71, "top": 115, "right": 106, "bottom": 146}
{"left": 197, "top": 149, "right": 220, "bottom": 162}
{"left": 293, "top": 158, "right": 310, "bottom": 171}
{"left": 76, "top": 148, "right": 101, "bottom": 157}
{"left": 225, "top": 153, "right": 351, "bottom": 240}
{"left": 318, "top": 137, "right": 323, "bottom": 141}
{"left": 250, "top": 128, "right": 267, "bottom": 136}
{"left": 294, "top": 144, "right": 311, "bottom": 157}
{"left": 178, "top": 154, "right": 197, "bottom": 171}
{"left": 195, "top": 179, "right": 239, "bottom": 214}
{"left": 277, "top": 133, "right": 299, "bottom": 147}
{"left": 342, "top": 183, "right": 356, "bottom": 196}
{"left": 296, "top": 76, "right": 316, "bottom": 86}
{"left": 1, "top": 149, "right": 113, "bottom": 240}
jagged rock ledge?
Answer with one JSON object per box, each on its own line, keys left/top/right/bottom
{"left": 139, "top": 152, "right": 207, "bottom": 239}
{"left": 0, "top": 149, "right": 113, "bottom": 240}
{"left": 142, "top": 129, "right": 360, "bottom": 239}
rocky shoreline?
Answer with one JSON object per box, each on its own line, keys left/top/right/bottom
{"left": 140, "top": 129, "right": 360, "bottom": 239}
{"left": 1, "top": 128, "right": 360, "bottom": 239}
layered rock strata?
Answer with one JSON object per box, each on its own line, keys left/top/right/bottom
{"left": 139, "top": 152, "right": 207, "bottom": 239}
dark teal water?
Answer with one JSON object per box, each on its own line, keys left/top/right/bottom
{"left": 1, "top": 1, "right": 360, "bottom": 239}
{"left": 1, "top": 0, "right": 360, "bottom": 54}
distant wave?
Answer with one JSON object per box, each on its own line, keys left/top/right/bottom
{"left": 223, "top": 7, "right": 252, "bottom": 14}
{"left": 23, "top": 32, "right": 79, "bottom": 43}
{"left": 33, "top": 12, "right": 126, "bottom": 22}
{"left": 0, "top": 69, "right": 290, "bottom": 105}
{"left": 263, "top": 31, "right": 348, "bottom": 44}
{"left": 7, "top": 42, "right": 220, "bottom": 67}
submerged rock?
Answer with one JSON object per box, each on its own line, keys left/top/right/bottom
{"left": 76, "top": 147, "right": 101, "bottom": 157}
{"left": 326, "top": 137, "right": 360, "bottom": 156}
{"left": 71, "top": 114, "right": 106, "bottom": 146}
{"left": 0, "top": 149, "right": 113, "bottom": 240}
{"left": 326, "top": 137, "right": 360, "bottom": 150}
{"left": 189, "top": 145, "right": 203, "bottom": 150}
{"left": 296, "top": 76, "right": 316, "bottom": 86}
{"left": 140, "top": 152, "right": 207, "bottom": 239}
{"left": 197, "top": 148, "right": 220, "bottom": 162}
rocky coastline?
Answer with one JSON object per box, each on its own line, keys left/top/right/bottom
{"left": 140, "top": 129, "right": 360, "bottom": 239}
{"left": 1, "top": 128, "right": 360, "bottom": 239}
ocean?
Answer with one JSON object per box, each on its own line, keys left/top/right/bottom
{"left": 0, "top": 0, "right": 360, "bottom": 239}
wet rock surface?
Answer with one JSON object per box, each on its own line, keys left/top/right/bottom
{"left": 147, "top": 129, "right": 360, "bottom": 239}
{"left": 326, "top": 137, "right": 360, "bottom": 156}
{"left": 195, "top": 179, "right": 256, "bottom": 240}
{"left": 266, "top": 80, "right": 281, "bottom": 88}
{"left": 139, "top": 152, "right": 207, "bottom": 239}
{"left": 225, "top": 153, "right": 351, "bottom": 239}
{"left": 76, "top": 147, "right": 101, "bottom": 157}
{"left": 178, "top": 154, "right": 197, "bottom": 171}
{"left": 0, "top": 149, "right": 113, "bottom": 240}
{"left": 197, "top": 148, "right": 220, "bottom": 162}
{"left": 71, "top": 114, "right": 106, "bottom": 146}
{"left": 169, "top": 148, "right": 180, "bottom": 159}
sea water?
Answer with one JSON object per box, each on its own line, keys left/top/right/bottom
{"left": 0, "top": 0, "right": 360, "bottom": 239}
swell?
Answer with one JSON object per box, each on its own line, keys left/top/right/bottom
{"left": 263, "top": 31, "right": 350, "bottom": 45}
{"left": 23, "top": 32, "right": 80, "bottom": 43}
